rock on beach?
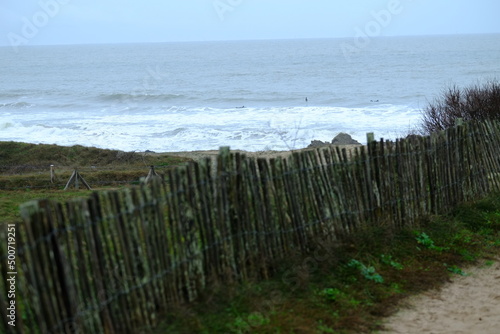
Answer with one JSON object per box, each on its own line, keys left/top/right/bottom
{"left": 308, "top": 133, "right": 361, "bottom": 148}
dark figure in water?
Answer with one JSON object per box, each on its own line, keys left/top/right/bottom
{"left": 305, "top": 97, "right": 308, "bottom": 102}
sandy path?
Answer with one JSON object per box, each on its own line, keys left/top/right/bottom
{"left": 379, "top": 260, "right": 500, "bottom": 334}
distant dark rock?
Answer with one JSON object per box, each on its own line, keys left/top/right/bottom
{"left": 331, "top": 133, "right": 361, "bottom": 146}
{"left": 308, "top": 140, "right": 328, "bottom": 148}
{"left": 308, "top": 133, "right": 361, "bottom": 148}
{"left": 145, "top": 150, "right": 156, "bottom": 153}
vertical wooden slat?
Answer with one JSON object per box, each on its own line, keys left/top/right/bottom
{"left": 166, "top": 168, "right": 187, "bottom": 303}
{"left": 22, "top": 200, "right": 60, "bottom": 332}
{"left": 216, "top": 147, "right": 237, "bottom": 283}
{"left": 106, "top": 191, "right": 135, "bottom": 331}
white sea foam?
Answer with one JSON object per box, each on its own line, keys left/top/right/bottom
{"left": 0, "top": 105, "right": 420, "bottom": 152}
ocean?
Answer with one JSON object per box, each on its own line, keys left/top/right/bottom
{"left": 1, "top": 34, "right": 499, "bottom": 152}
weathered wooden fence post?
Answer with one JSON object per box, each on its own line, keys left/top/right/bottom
{"left": 366, "top": 132, "right": 375, "bottom": 143}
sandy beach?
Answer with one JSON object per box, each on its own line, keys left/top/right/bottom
{"left": 160, "top": 144, "right": 363, "bottom": 162}
{"left": 379, "top": 260, "right": 500, "bottom": 334}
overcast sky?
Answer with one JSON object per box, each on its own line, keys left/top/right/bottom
{"left": 1, "top": 0, "right": 499, "bottom": 47}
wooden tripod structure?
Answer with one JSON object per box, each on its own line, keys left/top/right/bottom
{"left": 144, "top": 165, "right": 162, "bottom": 184}
{"left": 64, "top": 169, "right": 92, "bottom": 190}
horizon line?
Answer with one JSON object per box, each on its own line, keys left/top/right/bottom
{"left": 1, "top": 32, "right": 499, "bottom": 48}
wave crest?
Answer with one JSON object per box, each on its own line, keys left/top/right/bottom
{"left": 98, "top": 93, "right": 186, "bottom": 103}
{"left": 0, "top": 102, "right": 34, "bottom": 109}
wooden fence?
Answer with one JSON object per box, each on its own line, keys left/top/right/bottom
{"left": 1, "top": 120, "right": 500, "bottom": 333}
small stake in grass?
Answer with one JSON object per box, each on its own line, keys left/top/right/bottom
{"left": 50, "top": 165, "right": 56, "bottom": 184}
{"left": 64, "top": 169, "right": 92, "bottom": 190}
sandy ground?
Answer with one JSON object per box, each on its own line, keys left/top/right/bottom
{"left": 379, "top": 260, "right": 500, "bottom": 334}
{"left": 159, "top": 144, "right": 362, "bottom": 162}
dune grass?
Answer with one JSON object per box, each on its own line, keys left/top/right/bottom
{"left": 0, "top": 141, "right": 191, "bottom": 223}
{"left": 0, "top": 141, "right": 190, "bottom": 172}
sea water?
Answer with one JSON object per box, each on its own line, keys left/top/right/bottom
{"left": 1, "top": 34, "right": 499, "bottom": 152}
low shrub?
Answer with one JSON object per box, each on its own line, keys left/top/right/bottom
{"left": 421, "top": 80, "right": 500, "bottom": 133}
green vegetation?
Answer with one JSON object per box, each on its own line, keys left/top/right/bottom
{"left": 150, "top": 194, "right": 500, "bottom": 333}
{"left": 414, "top": 231, "right": 449, "bottom": 252}
{"left": 0, "top": 141, "right": 191, "bottom": 223}
{"left": 0, "top": 189, "right": 94, "bottom": 223}
{"left": 346, "top": 259, "right": 384, "bottom": 284}
{"left": 0, "top": 141, "right": 184, "bottom": 167}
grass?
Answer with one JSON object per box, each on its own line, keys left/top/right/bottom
{"left": 149, "top": 194, "right": 500, "bottom": 333}
{"left": 0, "top": 141, "right": 184, "bottom": 167}
{"left": 0, "top": 141, "right": 191, "bottom": 223}
{"left": 0, "top": 189, "right": 95, "bottom": 223}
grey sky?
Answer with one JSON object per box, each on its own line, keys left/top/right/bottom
{"left": 1, "top": 0, "right": 499, "bottom": 47}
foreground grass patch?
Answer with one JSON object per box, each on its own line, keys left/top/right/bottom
{"left": 152, "top": 194, "right": 500, "bottom": 334}
{"left": 0, "top": 189, "right": 94, "bottom": 223}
